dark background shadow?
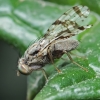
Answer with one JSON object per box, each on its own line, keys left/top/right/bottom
{"left": 0, "top": 40, "right": 26, "bottom": 100}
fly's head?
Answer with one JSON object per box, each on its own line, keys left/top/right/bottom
{"left": 17, "top": 58, "right": 33, "bottom": 76}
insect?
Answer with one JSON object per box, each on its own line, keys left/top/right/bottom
{"left": 17, "top": 5, "right": 91, "bottom": 80}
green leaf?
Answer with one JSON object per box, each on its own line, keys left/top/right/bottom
{"left": 34, "top": 78, "right": 100, "bottom": 100}
{"left": 44, "top": 0, "right": 100, "bottom": 15}
{"left": 0, "top": 0, "right": 41, "bottom": 53}
{"left": 0, "top": 0, "right": 100, "bottom": 100}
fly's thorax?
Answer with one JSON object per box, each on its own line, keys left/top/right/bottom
{"left": 23, "top": 42, "right": 41, "bottom": 65}
{"left": 26, "top": 42, "right": 41, "bottom": 56}
{"left": 40, "top": 39, "right": 50, "bottom": 48}
{"left": 25, "top": 55, "right": 48, "bottom": 66}
{"left": 22, "top": 38, "right": 51, "bottom": 66}
{"left": 24, "top": 38, "right": 50, "bottom": 60}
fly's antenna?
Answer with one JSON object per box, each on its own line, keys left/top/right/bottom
{"left": 17, "top": 70, "right": 20, "bottom": 76}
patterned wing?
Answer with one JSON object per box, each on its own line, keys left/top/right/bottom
{"left": 44, "top": 5, "right": 91, "bottom": 40}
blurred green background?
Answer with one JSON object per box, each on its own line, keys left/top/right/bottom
{"left": 0, "top": 0, "right": 100, "bottom": 100}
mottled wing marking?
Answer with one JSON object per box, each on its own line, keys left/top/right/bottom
{"left": 33, "top": 5, "right": 91, "bottom": 57}
{"left": 44, "top": 5, "right": 91, "bottom": 40}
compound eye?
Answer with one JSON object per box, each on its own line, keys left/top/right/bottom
{"left": 18, "top": 58, "right": 30, "bottom": 75}
{"left": 18, "top": 63, "right": 30, "bottom": 75}
{"left": 17, "top": 58, "right": 34, "bottom": 75}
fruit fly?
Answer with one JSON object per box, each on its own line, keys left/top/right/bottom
{"left": 17, "top": 5, "right": 91, "bottom": 80}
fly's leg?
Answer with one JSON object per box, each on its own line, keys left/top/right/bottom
{"left": 64, "top": 51, "right": 88, "bottom": 72}
{"left": 47, "top": 46, "right": 61, "bottom": 73}
{"left": 70, "top": 52, "right": 86, "bottom": 59}
{"left": 41, "top": 69, "right": 48, "bottom": 81}
{"left": 29, "top": 67, "right": 48, "bottom": 81}
{"left": 38, "top": 69, "right": 48, "bottom": 81}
